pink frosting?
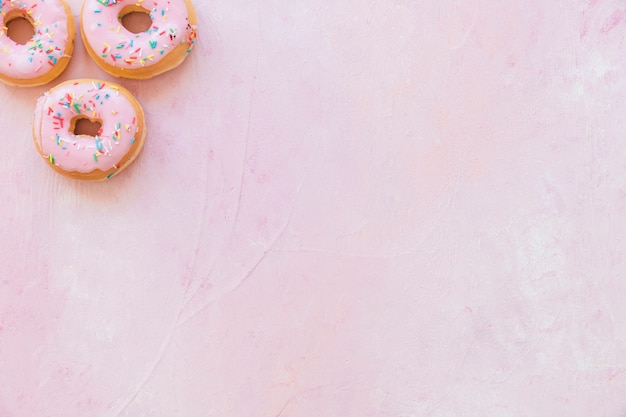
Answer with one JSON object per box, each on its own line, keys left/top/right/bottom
{"left": 81, "top": 0, "right": 197, "bottom": 70}
{"left": 34, "top": 80, "right": 141, "bottom": 177}
{"left": 0, "top": 0, "right": 71, "bottom": 79}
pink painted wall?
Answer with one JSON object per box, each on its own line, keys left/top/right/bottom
{"left": 1, "top": 0, "right": 626, "bottom": 415}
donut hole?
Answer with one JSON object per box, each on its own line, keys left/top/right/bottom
{"left": 71, "top": 116, "right": 103, "bottom": 137}
{"left": 5, "top": 11, "right": 35, "bottom": 45}
{"left": 119, "top": 6, "right": 153, "bottom": 34}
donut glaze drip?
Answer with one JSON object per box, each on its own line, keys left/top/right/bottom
{"left": 0, "top": 0, "right": 72, "bottom": 79}
{"left": 82, "top": 0, "right": 197, "bottom": 71}
{"left": 34, "top": 80, "right": 142, "bottom": 175}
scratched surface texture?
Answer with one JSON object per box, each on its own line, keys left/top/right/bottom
{"left": 1, "top": 0, "right": 626, "bottom": 416}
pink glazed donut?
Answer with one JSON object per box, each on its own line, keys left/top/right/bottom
{"left": 0, "top": 0, "right": 75, "bottom": 87}
{"left": 33, "top": 79, "right": 147, "bottom": 181}
{"left": 80, "top": 0, "right": 198, "bottom": 79}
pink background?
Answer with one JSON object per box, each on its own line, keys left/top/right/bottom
{"left": 2, "top": 0, "right": 626, "bottom": 415}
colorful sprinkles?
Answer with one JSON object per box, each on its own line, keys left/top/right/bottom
{"left": 83, "top": 0, "right": 197, "bottom": 71}
{"left": 0, "top": 0, "right": 71, "bottom": 79}
{"left": 37, "top": 81, "right": 142, "bottom": 179}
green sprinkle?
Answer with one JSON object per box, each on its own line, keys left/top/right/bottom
{"left": 93, "top": 153, "right": 98, "bottom": 162}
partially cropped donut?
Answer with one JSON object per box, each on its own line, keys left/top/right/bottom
{"left": 80, "top": 0, "right": 198, "bottom": 79}
{"left": 0, "top": 0, "right": 75, "bottom": 87}
{"left": 33, "top": 79, "right": 146, "bottom": 181}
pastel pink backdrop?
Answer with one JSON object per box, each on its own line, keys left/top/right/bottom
{"left": 1, "top": 0, "right": 626, "bottom": 416}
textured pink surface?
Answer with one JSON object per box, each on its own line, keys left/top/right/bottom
{"left": 2, "top": 0, "right": 626, "bottom": 416}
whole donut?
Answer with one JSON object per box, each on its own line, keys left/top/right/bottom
{"left": 0, "top": 0, "right": 75, "bottom": 87}
{"left": 80, "top": 0, "right": 198, "bottom": 79}
{"left": 33, "top": 79, "right": 147, "bottom": 181}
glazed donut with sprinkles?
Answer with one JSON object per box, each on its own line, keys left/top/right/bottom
{"left": 33, "top": 79, "right": 146, "bottom": 181}
{"left": 81, "top": 0, "right": 198, "bottom": 79}
{"left": 0, "top": 0, "right": 75, "bottom": 87}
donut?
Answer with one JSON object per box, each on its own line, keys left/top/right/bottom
{"left": 0, "top": 0, "right": 75, "bottom": 87}
{"left": 33, "top": 79, "right": 147, "bottom": 181}
{"left": 80, "top": 0, "right": 198, "bottom": 79}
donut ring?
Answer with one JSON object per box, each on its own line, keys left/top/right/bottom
{"left": 33, "top": 79, "right": 147, "bottom": 181}
{"left": 80, "top": 0, "right": 198, "bottom": 79}
{"left": 0, "top": 0, "right": 75, "bottom": 87}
